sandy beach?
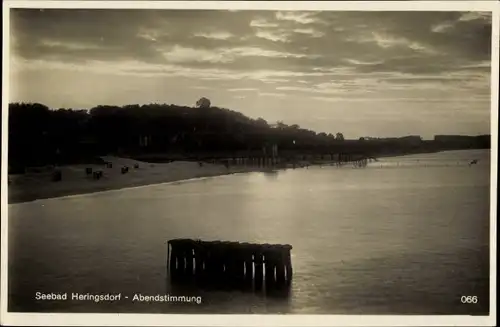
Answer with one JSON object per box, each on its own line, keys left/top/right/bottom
{"left": 7, "top": 154, "right": 379, "bottom": 204}
{"left": 7, "top": 156, "right": 279, "bottom": 204}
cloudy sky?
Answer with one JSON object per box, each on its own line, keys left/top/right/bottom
{"left": 9, "top": 8, "right": 492, "bottom": 139}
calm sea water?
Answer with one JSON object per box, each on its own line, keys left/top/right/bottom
{"left": 8, "top": 149, "right": 491, "bottom": 314}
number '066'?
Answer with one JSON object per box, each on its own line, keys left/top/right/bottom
{"left": 461, "top": 296, "right": 478, "bottom": 304}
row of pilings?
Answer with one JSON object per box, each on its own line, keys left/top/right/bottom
{"left": 203, "top": 153, "right": 374, "bottom": 169}
{"left": 167, "top": 239, "right": 293, "bottom": 290}
{"left": 212, "top": 157, "right": 282, "bottom": 168}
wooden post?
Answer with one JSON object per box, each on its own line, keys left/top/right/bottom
{"left": 263, "top": 245, "right": 276, "bottom": 288}
{"left": 220, "top": 242, "right": 231, "bottom": 280}
{"left": 185, "top": 245, "right": 194, "bottom": 276}
{"left": 204, "top": 242, "right": 213, "bottom": 277}
{"left": 242, "top": 244, "right": 254, "bottom": 286}
{"left": 275, "top": 246, "right": 286, "bottom": 285}
{"left": 224, "top": 242, "right": 237, "bottom": 286}
{"left": 211, "top": 241, "right": 224, "bottom": 277}
{"left": 167, "top": 241, "right": 170, "bottom": 272}
{"left": 254, "top": 248, "right": 264, "bottom": 289}
{"left": 232, "top": 244, "right": 245, "bottom": 284}
{"left": 194, "top": 242, "right": 205, "bottom": 277}
{"left": 170, "top": 242, "right": 180, "bottom": 279}
{"left": 284, "top": 245, "right": 293, "bottom": 283}
{"left": 177, "top": 243, "right": 186, "bottom": 277}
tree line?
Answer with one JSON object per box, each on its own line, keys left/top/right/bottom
{"left": 7, "top": 102, "right": 490, "bottom": 172}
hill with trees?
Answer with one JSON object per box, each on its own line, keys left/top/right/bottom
{"left": 7, "top": 101, "right": 490, "bottom": 172}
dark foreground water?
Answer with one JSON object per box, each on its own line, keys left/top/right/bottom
{"left": 8, "top": 150, "right": 491, "bottom": 314}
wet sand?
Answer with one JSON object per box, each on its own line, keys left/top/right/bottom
{"left": 7, "top": 156, "right": 276, "bottom": 204}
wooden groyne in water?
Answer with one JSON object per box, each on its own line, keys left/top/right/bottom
{"left": 167, "top": 239, "right": 293, "bottom": 289}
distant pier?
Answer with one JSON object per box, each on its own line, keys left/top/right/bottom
{"left": 205, "top": 153, "right": 375, "bottom": 170}
{"left": 167, "top": 239, "right": 293, "bottom": 290}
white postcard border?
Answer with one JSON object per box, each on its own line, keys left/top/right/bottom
{"left": 1, "top": 1, "right": 498, "bottom": 326}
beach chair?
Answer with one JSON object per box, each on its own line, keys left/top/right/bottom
{"left": 52, "top": 170, "right": 62, "bottom": 182}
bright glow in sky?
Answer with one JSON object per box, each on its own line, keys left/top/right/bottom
{"left": 8, "top": 8, "right": 492, "bottom": 139}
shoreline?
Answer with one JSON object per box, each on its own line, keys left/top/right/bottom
{"left": 7, "top": 158, "right": 289, "bottom": 205}
{"left": 7, "top": 149, "right": 487, "bottom": 205}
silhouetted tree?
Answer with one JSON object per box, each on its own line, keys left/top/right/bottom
{"left": 256, "top": 117, "right": 268, "bottom": 127}
{"left": 196, "top": 97, "right": 211, "bottom": 108}
{"left": 276, "top": 121, "right": 287, "bottom": 129}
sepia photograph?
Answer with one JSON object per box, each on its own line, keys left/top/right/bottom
{"left": 1, "top": 1, "right": 498, "bottom": 326}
